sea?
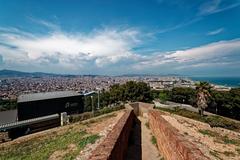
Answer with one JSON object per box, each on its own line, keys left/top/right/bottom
{"left": 189, "top": 77, "right": 240, "bottom": 88}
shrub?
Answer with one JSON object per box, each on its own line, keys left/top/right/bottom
{"left": 69, "top": 112, "right": 94, "bottom": 123}
{"left": 156, "top": 107, "right": 240, "bottom": 132}
{"left": 151, "top": 135, "right": 157, "bottom": 146}
{"left": 204, "top": 116, "right": 239, "bottom": 131}
{"left": 69, "top": 105, "right": 124, "bottom": 123}
{"left": 198, "top": 129, "right": 217, "bottom": 137}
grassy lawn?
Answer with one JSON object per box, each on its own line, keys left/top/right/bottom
{"left": 155, "top": 107, "right": 240, "bottom": 132}
{"left": 0, "top": 130, "right": 99, "bottom": 160}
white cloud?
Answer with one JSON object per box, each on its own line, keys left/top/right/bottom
{"left": 133, "top": 39, "right": 240, "bottom": 70}
{"left": 156, "top": 17, "right": 202, "bottom": 34}
{"left": 165, "top": 39, "right": 240, "bottom": 62}
{"left": 207, "top": 28, "right": 224, "bottom": 35}
{"left": 0, "top": 27, "right": 140, "bottom": 70}
{"left": 198, "top": 0, "right": 240, "bottom": 16}
{"left": 27, "top": 17, "right": 60, "bottom": 31}
{"left": 1, "top": 24, "right": 240, "bottom": 75}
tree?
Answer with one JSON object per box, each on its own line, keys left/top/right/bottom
{"left": 171, "top": 87, "right": 196, "bottom": 105}
{"left": 0, "top": 99, "right": 17, "bottom": 111}
{"left": 102, "top": 81, "right": 152, "bottom": 105}
{"left": 229, "top": 88, "right": 240, "bottom": 119}
{"left": 196, "top": 82, "right": 212, "bottom": 116}
{"left": 159, "top": 90, "right": 171, "bottom": 102}
{"left": 123, "top": 81, "right": 152, "bottom": 102}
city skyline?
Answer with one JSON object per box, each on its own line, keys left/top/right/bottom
{"left": 0, "top": 0, "right": 240, "bottom": 76}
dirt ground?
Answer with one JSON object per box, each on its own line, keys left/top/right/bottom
{"left": 139, "top": 116, "right": 162, "bottom": 160}
{"left": 126, "top": 116, "right": 162, "bottom": 160}
{"left": 76, "top": 110, "right": 125, "bottom": 160}
{"left": 49, "top": 144, "right": 78, "bottom": 160}
{"left": 162, "top": 113, "right": 240, "bottom": 160}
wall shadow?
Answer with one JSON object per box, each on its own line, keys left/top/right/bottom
{"left": 125, "top": 117, "right": 142, "bottom": 160}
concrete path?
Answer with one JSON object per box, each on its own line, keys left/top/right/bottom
{"left": 153, "top": 100, "right": 214, "bottom": 116}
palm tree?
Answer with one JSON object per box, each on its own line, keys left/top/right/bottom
{"left": 196, "top": 82, "right": 212, "bottom": 116}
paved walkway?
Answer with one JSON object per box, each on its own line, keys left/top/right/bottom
{"left": 153, "top": 100, "right": 214, "bottom": 115}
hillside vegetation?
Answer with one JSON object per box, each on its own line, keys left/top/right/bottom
{"left": 152, "top": 87, "right": 240, "bottom": 120}
{"left": 157, "top": 107, "right": 240, "bottom": 132}
{"left": 0, "top": 129, "right": 99, "bottom": 160}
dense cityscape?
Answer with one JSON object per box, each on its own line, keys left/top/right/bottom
{"left": 0, "top": 75, "right": 231, "bottom": 100}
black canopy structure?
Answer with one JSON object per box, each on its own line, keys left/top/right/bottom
{"left": 17, "top": 91, "right": 85, "bottom": 121}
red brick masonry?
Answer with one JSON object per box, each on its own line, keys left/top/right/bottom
{"left": 149, "top": 110, "right": 210, "bottom": 160}
{"left": 88, "top": 109, "right": 134, "bottom": 160}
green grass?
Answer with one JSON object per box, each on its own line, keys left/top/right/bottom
{"left": 81, "top": 113, "right": 116, "bottom": 125}
{"left": 198, "top": 129, "right": 240, "bottom": 147}
{"left": 198, "top": 129, "right": 218, "bottom": 137}
{"left": 223, "top": 151, "right": 235, "bottom": 157}
{"left": 145, "top": 122, "right": 150, "bottom": 129}
{"left": 209, "top": 150, "right": 222, "bottom": 160}
{"left": 0, "top": 130, "right": 99, "bottom": 160}
{"left": 151, "top": 135, "right": 157, "bottom": 146}
{"left": 63, "top": 134, "right": 100, "bottom": 160}
{"left": 156, "top": 107, "right": 240, "bottom": 132}
{"left": 222, "top": 136, "right": 240, "bottom": 146}
{"left": 69, "top": 105, "right": 124, "bottom": 123}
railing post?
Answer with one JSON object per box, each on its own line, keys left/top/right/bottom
{"left": 60, "top": 112, "right": 68, "bottom": 126}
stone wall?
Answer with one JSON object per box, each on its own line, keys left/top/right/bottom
{"left": 138, "top": 102, "right": 154, "bottom": 117}
{"left": 88, "top": 109, "right": 134, "bottom": 160}
{"left": 149, "top": 110, "right": 210, "bottom": 160}
{"left": 127, "top": 102, "right": 154, "bottom": 117}
{"left": 126, "top": 103, "right": 139, "bottom": 116}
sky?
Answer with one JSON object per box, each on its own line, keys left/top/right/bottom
{"left": 0, "top": 0, "right": 240, "bottom": 76}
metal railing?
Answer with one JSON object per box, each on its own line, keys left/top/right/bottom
{"left": 0, "top": 114, "right": 59, "bottom": 131}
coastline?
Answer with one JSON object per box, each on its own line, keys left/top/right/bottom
{"left": 189, "top": 76, "right": 240, "bottom": 88}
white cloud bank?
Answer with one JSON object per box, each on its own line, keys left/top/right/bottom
{"left": 133, "top": 39, "right": 240, "bottom": 71}
{"left": 0, "top": 27, "right": 140, "bottom": 72}
{"left": 0, "top": 25, "right": 240, "bottom": 75}
{"left": 166, "top": 39, "right": 240, "bottom": 62}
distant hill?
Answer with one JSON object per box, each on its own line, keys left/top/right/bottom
{"left": 0, "top": 69, "right": 61, "bottom": 78}
{"left": 0, "top": 69, "right": 184, "bottom": 78}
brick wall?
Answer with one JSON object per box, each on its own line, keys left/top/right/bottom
{"left": 149, "top": 110, "right": 210, "bottom": 160}
{"left": 88, "top": 109, "right": 134, "bottom": 160}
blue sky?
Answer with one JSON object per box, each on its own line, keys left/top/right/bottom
{"left": 0, "top": 0, "right": 240, "bottom": 76}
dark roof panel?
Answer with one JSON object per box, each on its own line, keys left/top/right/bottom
{"left": 18, "top": 91, "right": 82, "bottom": 103}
